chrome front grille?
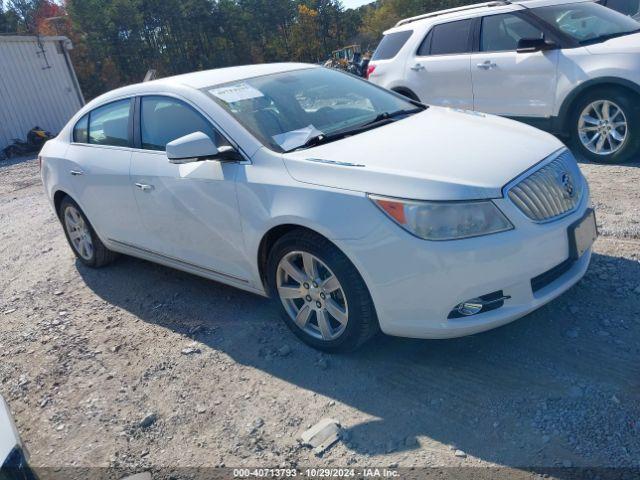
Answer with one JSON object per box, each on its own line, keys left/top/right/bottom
{"left": 508, "top": 151, "right": 583, "bottom": 222}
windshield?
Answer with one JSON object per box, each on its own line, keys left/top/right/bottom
{"left": 205, "top": 68, "right": 421, "bottom": 152}
{"left": 532, "top": 2, "right": 640, "bottom": 44}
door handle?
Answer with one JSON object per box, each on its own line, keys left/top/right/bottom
{"left": 410, "top": 63, "right": 426, "bottom": 72}
{"left": 70, "top": 170, "right": 84, "bottom": 176}
{"left": 477, "top": 61, "right": 497, "bottom": 70}
{"left": 135, "top": 183, "right": 154, "bottom": 192}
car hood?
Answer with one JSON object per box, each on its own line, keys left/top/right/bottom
{"left": 585, "top": 32, "right": 640, "bottom": 54}
{"left": 282, "top": 107, "right": 564, "bottom": 201}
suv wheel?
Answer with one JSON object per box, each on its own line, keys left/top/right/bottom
{"left": 59, "top": 196, "right": 118, "bottom": 268}
{"left": 569, "top": 89, "right": 640, "bottom": 164}
{"left": 267, "top": 229, "right": 379, "bottom": 353}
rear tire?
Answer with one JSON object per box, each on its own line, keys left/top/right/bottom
{"left": 267, "top": 229, "right": 379, "bottom": 353}
{"left": 568, "top": 88, "right": 640, "bottom": 164}
{"left": 59, "top": 196, "right": 118, "bottom": 268}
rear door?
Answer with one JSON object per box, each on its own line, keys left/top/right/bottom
{"left": 404, "top": 19, "right": 474, "bottom": 109}
{"left": 64, "top": 98, "right": 140, "bottom": 244}
{"left": 470, "top": 12, "right": 559, "bottom": 117}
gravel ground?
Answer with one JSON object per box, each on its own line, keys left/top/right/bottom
{"left": 0, "top": 154, "right": 639, "bottom": 478}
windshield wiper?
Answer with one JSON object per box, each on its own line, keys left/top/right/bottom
{"left": 580, "top": 28, "right": 640, "bottom": 45}
{"left": 289, "top": 107, "right": 425, "bottom": 152}
{"left": 360, "top": 107, "right": 425, "bottom": 127}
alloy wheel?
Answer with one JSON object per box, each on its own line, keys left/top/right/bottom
{"left": 578, "top": 100, "right": 628, "bottom": 156}
{"left": 276, "top": 251, "right": 348, "bottom": 341}
{"left": 64, "top": 206, "right": 94, "bottom": 261}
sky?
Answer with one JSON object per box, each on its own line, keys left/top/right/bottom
{"left": 342, "top": 0, "right": 375, "bottom": 9}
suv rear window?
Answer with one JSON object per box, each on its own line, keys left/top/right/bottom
{"left": 372, "top": 30, "right": 413, "bottom": 60}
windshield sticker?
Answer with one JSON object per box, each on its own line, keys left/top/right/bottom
{"left": 272, "top": 125, "right": 323, "bottom": 151}
{"left": 209, "top": 83, "right": 264, "bottom": 103}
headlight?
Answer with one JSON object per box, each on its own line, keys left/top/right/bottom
{"left": 369, "top": 195, "right": 513, "bottom": 241}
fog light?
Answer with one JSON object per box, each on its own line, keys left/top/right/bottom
{"left": 448, "top": 290, "right": 511, "bottom": 319}
{"left": 456, "top": 300, "right": 484, "bottom": 316}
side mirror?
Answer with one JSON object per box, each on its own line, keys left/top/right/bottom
{"left": 517, "top": 37, "right": 557, "bottom": 54}
{"left": 166, "top": 132, "right": 240, "bottom": 164}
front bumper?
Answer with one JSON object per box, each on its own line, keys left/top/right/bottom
{"left": 339, "top": 185, "right": 592, "bottom": 339}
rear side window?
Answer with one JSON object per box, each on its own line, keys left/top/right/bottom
{"left": 88, "top": 99, "right": 131, "bottom": 147}
{"left": 481, "top": 14, "right": 544, "bottom": 52}
{"left": 428, "top": 19, "right": 473, "bottom": 55}
{"left": 140, "top": 96, "right": 229, "bottom": 151}
{"left": 73, "top": 114, "right": 88, "bottom": 143}
{"left": 372, "top": 30, "right": 413, "bottom": 60}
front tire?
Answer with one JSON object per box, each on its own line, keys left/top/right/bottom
{"left": 59, "top": 196, "right": 118, "bottom": 268}
{"left": 569, "top": 88, "right": 640, "bottom": 164}
{"left": 267, "top": 229, "right": 379, "bottom": 353}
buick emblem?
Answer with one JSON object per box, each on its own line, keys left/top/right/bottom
{"left": 560, "top": 172, "right": 575, "bottom": 198}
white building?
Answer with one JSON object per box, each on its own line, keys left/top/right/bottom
{"left": 0, "top": 35, "right": 84, "bottom": 150}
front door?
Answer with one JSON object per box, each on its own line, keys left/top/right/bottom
{"left": 404, "top": 18, "right": 474, "bottom": 109}
{"left": 471, "top": 13, "right": 559, "bottom": 117}
{"left": 129, "top": 95, "right": 250, "bottom": 283}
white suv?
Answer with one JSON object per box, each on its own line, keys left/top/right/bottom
{"left": 367, "top": 0, "right": 640, "bottom": 164}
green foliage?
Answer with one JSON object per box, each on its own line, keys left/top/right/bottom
{"left": 0, "top": 0, "right": 477, "bottom": 98}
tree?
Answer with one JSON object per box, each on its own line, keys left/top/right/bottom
{"left": 290, "top": 4, "right": 323, "bottom": 62}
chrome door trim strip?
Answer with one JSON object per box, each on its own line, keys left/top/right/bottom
{"left": 108, "top": 239, "right": 249, "bottom": 284}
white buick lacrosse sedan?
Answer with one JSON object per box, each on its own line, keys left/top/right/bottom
{"left": 40, "top": 63, "right": 596, "bottom": 352}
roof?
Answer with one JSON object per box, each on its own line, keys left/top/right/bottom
{"left": 88, "top": 62, "right": 317, "bottom": 106}
{"left": 389, "top": 0, "right": 594, "bottom": 31}
{"left": 150, "top": 62, "right": 315, "bottom": 89}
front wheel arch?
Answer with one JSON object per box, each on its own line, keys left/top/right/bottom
{"left": 559, "top": 79, "right": 640, "bottom": 133}
{"left": 258, "top": 224, "right": 345, "bottom": 293}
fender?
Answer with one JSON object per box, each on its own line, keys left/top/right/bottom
{"left": 556, "top": 77, "right": 640, "bottom": 131}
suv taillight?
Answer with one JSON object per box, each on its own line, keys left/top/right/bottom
{"left": 366, "top": 64, "right": 376, "bottom": 79}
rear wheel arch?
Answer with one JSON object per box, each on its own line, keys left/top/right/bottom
{"left": 53, "top": 190, "right": 70, "bottom": 219}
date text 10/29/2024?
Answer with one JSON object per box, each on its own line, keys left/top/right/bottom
{"left": 233, "top": 468, "right": 400, "bottom": 478}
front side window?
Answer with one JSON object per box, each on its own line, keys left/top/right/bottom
{"left": 140, "top": 96, "right": 229, "bottom": 151}
{"left": 428, "top": 19, "right": 473, "bottom": 55}
{"left": 481, "top": 14, "right": 545, "bottom": 52}
{"left": 73, "top": 114, "right": 88, "bottom": 143}
{"left": 371, "top": 30, "right": 413, "bottom": 60}
{"left": 533, "top": 2, "right": 639, "bottom": 44}
{"left": 88, "top": 99, "right": 131, "bottom": 147}
{"left": 206, "top": 67, "right": 422, "bottom": 152}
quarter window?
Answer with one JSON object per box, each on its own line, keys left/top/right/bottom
{"left": 372, "top": 30, "right": 414, "bottom": 60}
{"left": 140, "top": 96, "right": 228, "bottom": 151}
{"left": 481, "top": 14, "right": 544, "bottom": 52}
{"left": 88, "top": 99, "right": 131, "bottom": 147}
{"left": 73, "top": 114, "right": 88, "bottom": 143}
{"left": 428, "top": 19, "right": 473, "bottom": 55}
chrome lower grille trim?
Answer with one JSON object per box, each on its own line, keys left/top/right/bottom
{"left": 508, "top": 150, "right": 583, "bottom": 222}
